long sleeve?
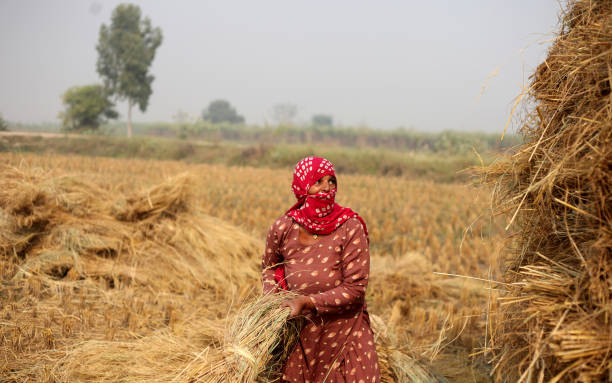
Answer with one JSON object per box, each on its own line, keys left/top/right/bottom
{"left": 309, "top": 218, "right": 370, "bottom": 315}
{"left": 261, "top": 216, "right": 289, "bottom": 294}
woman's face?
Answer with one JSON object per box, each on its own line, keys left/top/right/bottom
{"left": 308, "top": 175, "right": 337, "bottom": 195}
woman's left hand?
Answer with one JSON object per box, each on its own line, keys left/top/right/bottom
{"left": 281, "top": 296, "right": 315, "bottom": 318}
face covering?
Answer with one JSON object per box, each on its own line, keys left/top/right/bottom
{"left": 285, "top": 156, "right": 368, "bottom": 237}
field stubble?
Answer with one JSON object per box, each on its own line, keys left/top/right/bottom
{"left": 0, "top": 152, "right": 504, "bottom": 382}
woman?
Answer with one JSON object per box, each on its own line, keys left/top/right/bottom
{"left": 262, "top": 156, "right": 380, "bottom": 383}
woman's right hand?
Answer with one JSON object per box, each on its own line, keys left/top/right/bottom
{"left": 281, "top": 296, "right": 315, "bottom": 318}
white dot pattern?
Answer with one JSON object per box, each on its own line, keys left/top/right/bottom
{"left": 261, "top": 215, "right": 378, "bottom": 382}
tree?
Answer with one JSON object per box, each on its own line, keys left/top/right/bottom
{"left": 59, "top": 85, "right": 118, "bottom": 132}
{"left": 271, "top": 103, "right": 297, "bottom": 125}
{"left": 0, "top": 113, "right": 8, "bottom": 131}
{"left": 202, "top": 100, "right": 245, "bottom": 124}
{"left": 312, "top": 114, "right": 333, "bottom": 127}
{"left": 96, "top": 3, "right": 162, "bottom": 138}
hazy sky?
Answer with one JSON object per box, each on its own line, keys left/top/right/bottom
{"left": 0, "top": 1, "right": 561, "bottom": 132}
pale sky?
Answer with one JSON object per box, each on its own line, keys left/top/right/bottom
{"left": 0, "top": 1, "right": 560, "bottom": 132}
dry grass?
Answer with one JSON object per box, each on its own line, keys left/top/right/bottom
{"left": 0, "top": 161, "right": 261, "bottom": 381}
{"left": 186, "top": 292, "right": 303, "bottom": 383}
{"left": 0, "top": 152, "right": 501, "bottom": 382}
{"left": 484, "top": 1, "right": 612, "bottom": 381}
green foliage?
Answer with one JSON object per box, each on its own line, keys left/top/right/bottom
{"left": 96, "top": 3, "right": 162, "bottom": 116}
{"left": 0, "top": 114, "right": 8, "bottom": 131}
{"left": 202, "top": 100, "right": 245, "bottom": 124}
{"left": 59, "top": 85, "right": 118, "bottom": 132}
{"left": 312, "top": 114, "right": 333, "bottom": 127}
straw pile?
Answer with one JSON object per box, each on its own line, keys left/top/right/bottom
{"left": 0, "top": 164, "right": 261, "bottom": 381}
{"left": 485, "top": 1, "right": 612, "bottom": 381}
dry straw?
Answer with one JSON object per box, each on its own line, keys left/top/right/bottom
{"left": 485, "top": 0, "right": 612, "bottom": 381}
{"left": 186, "top": 293, "right": 443, "bottom": 383}
{"left": 186, "top": 292, "right": 302, "bottom": 383}
{"left": 0, "top": 164, "right": 262, "bottom": 382}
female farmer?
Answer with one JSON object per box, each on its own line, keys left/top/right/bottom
{"left": 262, "top": 156, "right": 380, "bottom": 383}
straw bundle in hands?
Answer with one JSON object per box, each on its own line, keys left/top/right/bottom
{"left": 185, "top": 292, "right": 443, "bottom": 383}
{"left": 186, "top": 292, "right": 302, "bottom": 383}
{"left": 485, "top": 1, "right": 612, "bottom": 381}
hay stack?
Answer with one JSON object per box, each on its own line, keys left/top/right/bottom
{"left": 0, "top": 164, "right": 262, "bottom": 382}
{"left": 486, "top": 1, "right": 612, "bottom": 381}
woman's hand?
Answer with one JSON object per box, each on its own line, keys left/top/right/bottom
{"left": 281, "top": 296, "right": 315, "bottom": 318}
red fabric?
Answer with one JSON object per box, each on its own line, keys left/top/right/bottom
{"left": 285, "top": 156, "right": 368, "bottom": 239}
{"left": 274, "top": 266, "right": 288, "bottom": 290}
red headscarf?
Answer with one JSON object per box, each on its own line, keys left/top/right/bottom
{"left": 275, "top": 156, "right": 368, "bottom": 290}
{"left": 285, "top": 156, "right": 368, "bottom": 238}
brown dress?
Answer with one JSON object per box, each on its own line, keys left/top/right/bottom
{"left": 262, "top": 215, "right": 381, "bottom": 383}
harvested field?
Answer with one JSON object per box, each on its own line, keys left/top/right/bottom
{"left": 0, "top": 152, "right": 502, "bottom": 382}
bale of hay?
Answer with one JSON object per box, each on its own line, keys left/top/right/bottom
{"left": 485, "top": 1, "right": 612, "bottom": 381}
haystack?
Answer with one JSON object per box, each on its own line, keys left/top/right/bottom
{"left": 0, "top": 164, "right": 262, "bottom": 382}
{"left": 485, "top": 1, "right": 612, "bottom": 381}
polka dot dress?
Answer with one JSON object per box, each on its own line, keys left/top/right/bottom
{"left": 263, "top": 216, "right": 381, "bottom": 383}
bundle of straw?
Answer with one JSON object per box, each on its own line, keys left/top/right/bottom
{"left": 187, "top": 293, "right": 443, "bottom": 383}
{"left": 187, "top": 292, "right": 303, "bottom": 383}
{"left": 485, "top": 0, "right": 612, "bottom": 381}
{"left": 112, "top": 172, "right": 195, "bottom": 222}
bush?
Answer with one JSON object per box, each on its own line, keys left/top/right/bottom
{"left": 59, "top": 84, "right": 118, "bottom": 132}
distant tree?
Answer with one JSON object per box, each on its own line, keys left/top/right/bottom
{"left": 96, "top": 3, "right": 162, "bottom": 138}
{"left": 271, "top": 103, "right": 297, "bottom": 125}
{"left": 312, "top": 114, "right": 333, "bottom": 127}
{"left": 59, "top": 84, "right": 118, "bottom": 132}
{"left": 0, "top": 113, "right": 8, "bottom": 131}
{"left": 202, "top": 100, "right": 245, "bottom": 124}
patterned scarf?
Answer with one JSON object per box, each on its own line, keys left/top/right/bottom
{"left": 285, "top": 156, "right": 368, "bottom": 238}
